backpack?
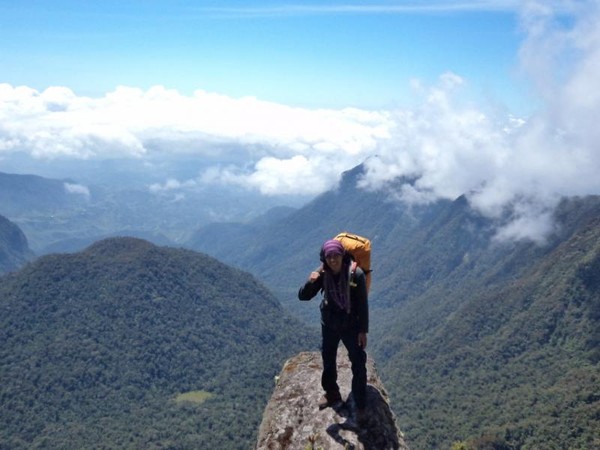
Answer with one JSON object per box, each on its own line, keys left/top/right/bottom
{"left": 333, "top": 232, "right": 372, "bottom": 293}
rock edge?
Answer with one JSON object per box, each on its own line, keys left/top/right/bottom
{"left": 256, "top": 351, "right": 409, "bottom": 450}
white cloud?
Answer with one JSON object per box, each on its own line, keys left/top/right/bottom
{"left": 0, "top": 84, "right": 146, "bottom": 159}
{"left": 358, "top": 1, "right": 600, "bottom": 242}
{"left": 202, "top": 155, "right": 338, "bottom": 195}
{"left": 189, "top": 1, "right": 591, "bottom": 21}
{"left": 64, "top": 182, "right": 90, "bottom": 197}
{"left": 148, "top": 178, "right": 197, "bottom": 193}
{"left": 2, "top": 2, "right": 600, "bottom": 243}
{"left": 0, "top": 82, "right": 392, "bottom": 196}
{"left": 194, "top": 1, "right": 527, "bottom": 18}
{"left": 361, "top": 71, "right": 513, "bottom": 202}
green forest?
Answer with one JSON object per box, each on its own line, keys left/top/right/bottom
{"left": 2, "top": 170, "right": 600, "bottom": 449}
{"left": 373, "top": 218, "right": 600, "bottom": 449}
{"left": 187, "top": 169, "right": 600, "bottom": 450}
{"left": 0, "top": 237, "right": 319, "bottom": 449}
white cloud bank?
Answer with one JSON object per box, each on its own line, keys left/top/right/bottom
{"left": 0, "top": 83, "right": 391, "bottom": 196}
{"left": 1, "top": 1, "right": 599, "bottom": 242}
{"left": 361, "top": 0, "right": 600, "bottom": 242}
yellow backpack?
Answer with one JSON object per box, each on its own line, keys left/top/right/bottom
{"left": 334, "top": 232, "right": 372, "bottom": 293}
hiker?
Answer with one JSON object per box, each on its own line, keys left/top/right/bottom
{"left": 298, "top": 239, "right": 369, "bottom": 420}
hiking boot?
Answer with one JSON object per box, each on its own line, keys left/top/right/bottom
{"left": 318, "top": 390, "right": 342, "bottom": 409}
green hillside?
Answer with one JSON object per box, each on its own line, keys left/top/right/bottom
{"left": 0, "top": 237, "right": 319, "bottom": 449}
{"left": 381, "top": 218, "right": 600, "bottom": 449}
{"left": 188, "top": 164, "right": 600, "bottom": 449}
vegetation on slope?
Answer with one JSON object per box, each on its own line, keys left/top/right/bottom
{"left": 379, "top": 218, "right": 600, "bottom": 449}
{"left": 187, "top": 164, "right": 600, "bottom": 450}
{"left": 5, "top": 162, "right": 599, "bottom": 449}
{"left": 0, "top": 237, "right": 318, "bottom": 449}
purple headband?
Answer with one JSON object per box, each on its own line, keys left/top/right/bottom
{"left": 322, "top": 239, "right": 345, "bottom": 258}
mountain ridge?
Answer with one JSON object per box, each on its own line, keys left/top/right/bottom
{"left": 382, "top": 214, "right": 600, "bottom": 448}
{"left": 2, "top": 162, "right": 599, "bottom": 448}
{"left": 187, "top": 163, "right": 600, "bottom": 449}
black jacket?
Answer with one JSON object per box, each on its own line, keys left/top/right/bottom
{"left": 298, "top": 266, "right": 369, "bottom": 333}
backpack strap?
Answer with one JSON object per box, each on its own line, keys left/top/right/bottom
{"left": 349, "top": 261, "right": 358, "bottom": 288}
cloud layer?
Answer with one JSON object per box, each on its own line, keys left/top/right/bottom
{"left": 191, "top": 1, "right": 572, "bottom": 18}
{"left": 361, "top": 0, "right": 600, "bottom": 242}
{"left": 0, "top": 84, "right": 391, "bottom": 196}
{"left": 1, "top": 1, "right": 599, "bottom": 242}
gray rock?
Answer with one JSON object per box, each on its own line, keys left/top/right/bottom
{"left": 257, "top": 351, "right": 409, "bottom": 450}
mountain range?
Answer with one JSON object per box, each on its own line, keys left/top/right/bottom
{"left": 0, "top": 171, "right": 306, "bottom": 254}
{"left": 188, "top": 164, "right": 600, "bottom": 449}
{"left": 1, "top": 165, "right": 599, "bottom": 449}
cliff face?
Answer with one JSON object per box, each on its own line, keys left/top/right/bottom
{"left": 257, "top": 351, "right": 409, "bottom": 450}
{"left": 0, "top": 214, "right": 34, "bottom": 274}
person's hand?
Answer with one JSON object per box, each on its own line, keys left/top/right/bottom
{"left": 358, "top": 332, "right": 368, "bottom": 349}
{"left": 309, "top": 271, "right": 321, "bottom": 282}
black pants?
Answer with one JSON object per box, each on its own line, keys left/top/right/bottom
{"left": 321, "top": 323, "right": 367, "bottom": 409}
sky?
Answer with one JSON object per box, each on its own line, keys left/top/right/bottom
{"left": 2, "top": 0, "right": 527, "bottom": 109}
{"left": 1, "top": 0, "right": 600, "bottom": 242}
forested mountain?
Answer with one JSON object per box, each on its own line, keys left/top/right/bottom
{"left": 0, "top": 214, "right": 33, "bottom": 274}
{"left": 188, "top": 164, "right": 600, "bottom": 449}
{"left": 382, "top": 215, "right": 600, "bottom": 449}
{"left": 0, "top": 237, "right": 318, "bottom": 449}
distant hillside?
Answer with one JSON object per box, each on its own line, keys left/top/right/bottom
{"left": 187, "top": 164, "right": 600, "bottom": 449}
{"left": 0, "top": 171, "right": 305, "bottom": 254}
{"left": 0, "top": 171, "right": 183, "bottom": 252}
{"left": 38, "top": 229, "right": 175, "bottom": 255}
{"left": 0, "top": 237, "right": 318, "bottom": 449}
{"left": 0, "top": 214, "right": 34, "bottom": 274}
{"left": 0, "top": 172, "right": 87, "bottom": 215}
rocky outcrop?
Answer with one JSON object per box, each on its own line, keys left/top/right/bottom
{"left": 0, "top": 214, "right": 33, "bottom": 274}
{"left": 257, "top": 351, "right": 409, "bottom": 450}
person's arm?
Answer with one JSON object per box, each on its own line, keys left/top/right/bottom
{"left": 298, "top": 270, "right": 323, "bottom": 301}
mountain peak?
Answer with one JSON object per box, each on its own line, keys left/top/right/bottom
{"left": 339, "top": 163, "right": 367, "bottom": 190}
{"left": 84, "top": 236, "right": 156, "bottom": 256}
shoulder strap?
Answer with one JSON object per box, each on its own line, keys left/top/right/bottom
{"left": 349, "top": 261, "right": 358, "bottom": 287}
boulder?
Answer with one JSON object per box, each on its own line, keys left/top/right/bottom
{"left": 257, "top": 351, "right": 409, "bottom": 450}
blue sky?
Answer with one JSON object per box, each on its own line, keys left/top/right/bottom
{"left": 2, "top": 1, "right": 600, "bottom": 242}
{"left": 2, "top": 0, "right": 527, "bottom": 110}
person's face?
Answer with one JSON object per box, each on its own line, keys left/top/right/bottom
{"left": 325, "top": 253, "right": 343, "bottom": 274}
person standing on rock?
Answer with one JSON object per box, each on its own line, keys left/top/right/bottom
{"left": 298, "top": 239, "right": 369, "bottom": 420}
